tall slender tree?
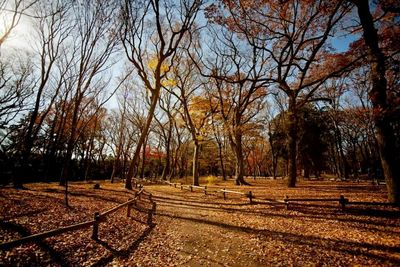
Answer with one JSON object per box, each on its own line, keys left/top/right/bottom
{"left": 120, "top": 0, "right": 203, "bottom": 189}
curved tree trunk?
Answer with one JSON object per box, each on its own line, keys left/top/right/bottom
{"left": 125, "top": 91, "right": 160, "bottom": 190}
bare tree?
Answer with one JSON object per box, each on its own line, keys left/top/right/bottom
{"left": 0, "top": 0, "right": 38, "bottom": 48}
{"left": 154, "top": 88, "right": 180, "bottom": 180}
{"left": 192, "top": 25, "right": 269, "bottom": 185}
{"left": 206, "top": 0, "right": 358, "bottom": 186}
{"left": 167, "top": 52, "right": 215, "bottom": 186}
{"left": 59, "top": 0, "right": 120, "bottom": 206}
{"left": 120, "top": 0, "right": 203, "bottom": 189}
{"left": 16, "top": 1, "right": 72, "bottom": 187}
{"left": 0, "top": 52, "right": 34, "bottom": 130}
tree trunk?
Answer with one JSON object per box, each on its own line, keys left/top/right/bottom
{"left": 353, "top": 0, "right": 400, "bottom": 204}
{"left": 304, "top": 164, "right": 310, "bottom": 179}
{"left": 217, "top": 142, "right": 227, "bottom": 180}
{"left": 287, "top": 95, "right": 297, "bottom": 187}
{"left": 230, "top": 133, "right": 249, "bottom": 185}
{"left": 335, "top": 127, "right": 349, "bottom": 179}
{"left": 110, "top": 157, "right": 119, "bottom": 183}
{"left": 268, "top": 132, "right": 278, "bottom": 179}
{"left": 59, "top": 92, "right": 84, "bottom": 206}
{"left": 192, "top": 141, "right": 200, "bottom": 186}
{"left": 125, "top": 91, "right": 160, "bottom": 189}
{"left": 140, "top": 137, "right": 147, "bottom": 178}
{"left": 161, "top": 126, "right": 172, "bottom": 180}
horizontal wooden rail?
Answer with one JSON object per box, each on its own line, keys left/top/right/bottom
{"left": 190, "top": 185, "right": 208, "bottom": 195}
{"left": 0, "top": 220, "right": 95, "bottom": 250}
{"left": 284, "top": 198, "right": 342, "bottom": 202}
{"left": 100, "top": 189, "right": 143, "bottom": 218}
{"left": 347, "top": 201, "right": 397, "bottom": 206}
{"left": 166, "top": 182, "right": 181, "bottom": 188}
{"left": 0, "top": 188, "right": 156, "bottom": 250}
{"left": 191, "top": 185, "right": 206, "bottom": 189}
{"left": 179, "top": 184, "right": 191, "bottom": 190}
{"left": 220, "top": 189, "right": 253, "bottom": 203}
{"left": 220, "top": 189, "right": 245, "bottom": 195}
{"left": 284, "top": 195, "right": 348, "bottom": 210}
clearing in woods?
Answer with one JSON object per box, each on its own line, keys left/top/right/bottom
{"left": 0, "top": 179, "right": 400, "bottom": 266}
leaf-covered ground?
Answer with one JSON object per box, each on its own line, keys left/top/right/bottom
{"left": 1, "top": 179, "right": 399, "bottom": 266}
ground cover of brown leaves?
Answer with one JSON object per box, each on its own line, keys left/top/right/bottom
{"left": 1, "top": 178, "right": 400, "bottom": 266}
{"left": 0, "top": 182, "right": 149, "bottom": 266}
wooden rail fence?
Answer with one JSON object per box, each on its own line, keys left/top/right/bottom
{"left": 283, "top": 195, "right": 348, "bottom": 210}
{"left": 164, "top": 181, "right": 253, "bottom": 203}
{"left": 220, "top": 189, "right": 253, "bottom": 203}
{"left": 163, "top": 180, "right": 397, "bottom": 209}
{"left": 0, "top": 188, "right": 156, "bottom": 250}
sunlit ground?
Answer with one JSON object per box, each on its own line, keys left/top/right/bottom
{"left": 1, "top": 178, "right": 399, "bottom": 266}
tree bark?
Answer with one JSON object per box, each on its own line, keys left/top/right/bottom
{"left": 268, "top": 132, "right": 278, "bottom": 179}
{"left": 287, "top": 95, "right": 298, "bottom": 187}
{"left": 125, "top": 91, "right": 160, "bottom": 189}
{"left": 161, "top": 124, "right": 172, "bottom": 180}
{"left": 217, "top": 142, "right": 227, "bottom": 180}
{"left": 140, "top": 136, "right": 148, "bottom": 179}
{"left": 192, "top": 141, "right": 200, "bottom": 186}
{"left": 230, "top": 132, "right": 249, "bottom": 185}
{"left": 353, "top": 0, "right": 400, "bottom": 204}
{"left": 60, "top": 93, "right": 82, "bottom": 207}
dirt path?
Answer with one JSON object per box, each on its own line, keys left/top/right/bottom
{"left": 105, "top": 184, "right": 267, "bottom": 266}
{"left": 112, "top": 183, "right": 400, "bottom": 267}
{"left": 151, "top": 188, "right": 265, "bottom": 266}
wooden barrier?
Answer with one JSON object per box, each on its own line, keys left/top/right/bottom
{"left": 163, "top": 181, "right": 397, "bottom": 209}
{"left": 346, "top": 201, "right": 397, "bottom": 207}
{"left": 179, "top": 184, "right": 191, "bottom": 191}
{"left": 0, "top": 188, "right": 157, "bottom": 250}
{"left": 190, "top": 185, "right": 208, "bottom": 194}
{"left": 220, "top": 189, "right": 253, "bottom": 203}
{"left": 283, "top": 195, "right": 349, "bottom": 210}
{"left": 0, "top": 219, "right": 96, "bottom": 250}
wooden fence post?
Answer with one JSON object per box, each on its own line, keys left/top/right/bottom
{"left": 126, "top": 198, "right": 131, "bottom": 217}
{"left": 339, "top": 195, "right": 347, "bottom": 210}
{"left": 147, "top": 202, "right": 157, "bottom": 225}
{"left": 91, "top": 212, "right": 100, "bottom": 240}
{"left": 223, "top": 189, "right": 226, "bottom": 200}
{"left": 149, "top": 193, "right": 153, "bottom": 202}
{"left": 284, "top": 195, "right": 289, "bottom": 209}
{"left": 248, "top": 191, "right": 253, "bottom": 204}
{"left": 204, "top": 186, "right": 207, "bottom": 195}
{"left": 190, "top": 185, "right": 193, "bottom": 192}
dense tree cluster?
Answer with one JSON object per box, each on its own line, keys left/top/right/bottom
{"left": 0, "top": 0, "right": 398, "bottom": 203}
